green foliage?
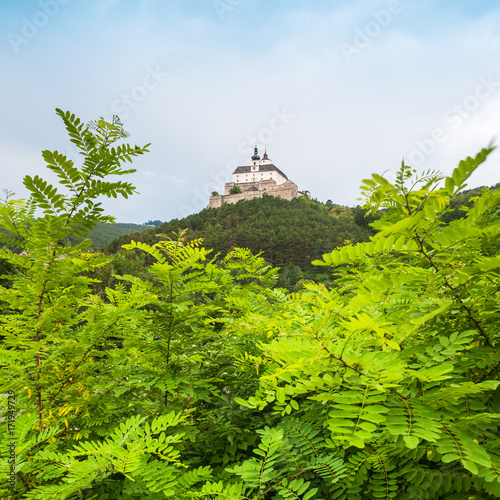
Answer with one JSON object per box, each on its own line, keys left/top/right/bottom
{"left": 1, "top": 114, "right": 499, "bottom": 499}
{"left": 0, "top": 113, "right": 278, "bottom": 497}
{"left": 225, "top": 146, "right": 500, "bottom": 498}
{"left": 440, "top": 183, "right": 500, "bottom": 224}
{"left": 229, "top": 186, "right": 242, "bottom": 195}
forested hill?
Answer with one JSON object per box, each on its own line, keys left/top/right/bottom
{"left": 86, "top": 222, "right": 149, "bottom": 249}
{"left": 106, "top": 196, "right": 378, "bottom": 272}
{"left": 104, "top": 184, "right": 498, "bottom": 279}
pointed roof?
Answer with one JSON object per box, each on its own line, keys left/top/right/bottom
{"left": 251, "top": 145, "right": 260, "bottom": 161}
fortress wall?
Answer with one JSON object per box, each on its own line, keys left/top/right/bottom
{"left": 208, "top": 181, "right": 301, "bottom": 208}
{"left": 267, "top": 183, "right": 299, "bottom": 201}
{"left": 216, "top": 191, "right": 261, "bottom": 205}
{"left": 208, "top": 195, "right": 223, "bottom": 208}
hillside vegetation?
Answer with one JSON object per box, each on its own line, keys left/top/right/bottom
{"left": 106, "top": 196, "right": 377, "bottom": 272}
{"left": 103, "top": 186, "right": 496, "bottom": 288}
{"left": 87, "top": 222, "right": 148, "bottom": 248}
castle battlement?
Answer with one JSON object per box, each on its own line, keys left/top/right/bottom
{"left": 208, "top": 147, "right": 310, "bottom": 208}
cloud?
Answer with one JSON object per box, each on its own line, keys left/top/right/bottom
{"left": 168, "top": 176, "right": 189, "bottom": 187}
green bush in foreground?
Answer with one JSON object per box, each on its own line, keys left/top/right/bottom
{"left": 227, "top": 151, "right": 500, "bottom": 499}
{"left": 0, "top": 110, "right": 499, "bottom": 499}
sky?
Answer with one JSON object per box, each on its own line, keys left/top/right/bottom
{"left": 1, "top": 0, "right": 500, "bottom": 223}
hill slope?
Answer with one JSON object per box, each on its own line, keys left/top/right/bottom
{"left": 86, "top": 222, "right": 149, "bottom": 249}
{"left": 106, "top": 196, "right": 374, "bottom": 272}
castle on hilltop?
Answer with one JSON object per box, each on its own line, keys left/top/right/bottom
{"left": 208, "top": 146, "right": 310, "bottom": 208}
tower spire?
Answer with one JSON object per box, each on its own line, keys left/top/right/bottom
{"left": 251, "top": 144, "right": 260, "bottom": 161}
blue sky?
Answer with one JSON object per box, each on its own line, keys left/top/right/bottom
{"left": 1, "top": 0, "right": 500, "bottom": 223}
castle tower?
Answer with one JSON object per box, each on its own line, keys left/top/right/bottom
{"left": 261, "top": 149, "right": 272, "bottom": 165}
{"left": 251, "top": 145, "right": 260, "bottom": 167}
